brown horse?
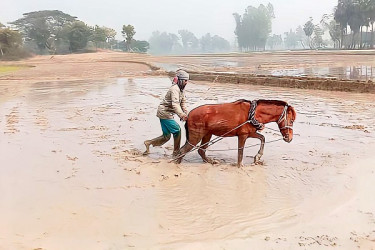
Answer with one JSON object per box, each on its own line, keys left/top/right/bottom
{"left": 175, "top": 99, "right": 296, "bottom": 167}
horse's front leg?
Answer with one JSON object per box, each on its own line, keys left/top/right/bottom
{"left": 249, "top": 132, "right": 265, "bottom": 163}
{"left": 237, "top": 135, "right": 248, "bottom": 167}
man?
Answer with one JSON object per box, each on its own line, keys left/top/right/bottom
{"left": 143, "top": 70, "right": 189, "bottom": 156}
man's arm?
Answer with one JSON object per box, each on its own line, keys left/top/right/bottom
{"left": 181, "top": 94, "right": 187, "bottom": 114}
{"left": 171, "top": 88, "right": 187, "bottom": 119}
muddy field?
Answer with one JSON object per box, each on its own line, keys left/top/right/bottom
{"left": 1, "top": 52, "right": 375, "bottom": 249}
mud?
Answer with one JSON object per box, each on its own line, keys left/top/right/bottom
{"left": 181, "top": 71, "right": 375, "bottom": 93}
{"left": 1, "top": 68, "right": 375, "bottom": 249}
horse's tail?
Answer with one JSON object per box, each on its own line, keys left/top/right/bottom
{"left": 185, "top": 120, "right": 189, "bottom": 141}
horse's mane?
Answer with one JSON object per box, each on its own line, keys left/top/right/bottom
{"left": 234, "top": 99, "right": 251, "bottom": 104}
{"left": 235, "top": 99, "right": 288, "bottom": 106}
{"left": 257, "top": 99, "right": 288, "bottom": 106}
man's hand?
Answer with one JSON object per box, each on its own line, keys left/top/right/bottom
{"left": 181, "top": 115, "right": 188, "bottom": 121}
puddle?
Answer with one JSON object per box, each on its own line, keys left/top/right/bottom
{"left": 155, "top": 60, "right": 375, "bottom": 81}
{"left": 270, "top": 66, "right": 375, "bottom": 81}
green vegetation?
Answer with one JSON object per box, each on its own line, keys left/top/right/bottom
{"left": 1, "top": 1, "right": 374, "bottom": 58}
{"left": 122, "top": 25, "right": 136, "bottom": 51}
{"left": 0, "top": 27, "right": 29, "bottom": 60}
{"left": 148, "top": 31, "right": 230, "bottom": 54}
{"left": 0, "top": 65, "right": 26, "bottom": 74}
{"left": 233, "top": 3, "right": 275, "bottom": 51}
{"left": 334, "top": 0, "right": 375, "bottom": 48}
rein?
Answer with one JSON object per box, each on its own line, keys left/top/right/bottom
{"left": 172, "top": 119, "right": 251, "bottom": 162}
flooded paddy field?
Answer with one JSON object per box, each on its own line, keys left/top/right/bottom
{"left": 1, "top": 69, "right": 375, "bottom": 249}
{"left": 156, "top": 50, "right": 375, "bottom": 81}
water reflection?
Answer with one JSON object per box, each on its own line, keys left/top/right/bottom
{"left": 155, "top": 62, "right": 375, "bottom": 81}
{"left": 270, "top": 66, "right": 375, "bottom": 81}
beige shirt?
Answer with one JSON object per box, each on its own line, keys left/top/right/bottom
{"left": 157, "top": 84, "right": 187, "bottom": 119}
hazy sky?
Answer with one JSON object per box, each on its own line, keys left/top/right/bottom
{"left": 1, "top": 0, "right": 337, "bottom": 43}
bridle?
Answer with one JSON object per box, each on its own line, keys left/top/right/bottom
{"left": 277, "top": 105, "right": 294, "bottom": 131}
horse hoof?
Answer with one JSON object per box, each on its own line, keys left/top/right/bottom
{"left": 206, "top": 158, "right": 219, "bottom": 165}
{"left": 173, "top": 158, "right": 182, "bottom": 164}
{"left": 231, "top": 163, "right": 244, "bottom": 168}
{"left": 254, "top": 154, "right": 262, "bottom": 163}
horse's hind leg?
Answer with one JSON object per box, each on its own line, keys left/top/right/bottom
{"left": 174, "top": 133, "right": 201, "bottom": 164}
{"left": 198, "top": 134, "right": 217, "bottom": 164}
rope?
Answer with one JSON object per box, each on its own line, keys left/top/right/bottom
{"left": 208, "top": 138, "right": 283, "bottom": 151}
{"left": 170, "top": 126, "right": 285, "bottom": 162}
{"left": 170, "top": 120, "right": 250, "bottom": 162}
{"left": 265, "top": 126, "right": 300, "bottom": 136}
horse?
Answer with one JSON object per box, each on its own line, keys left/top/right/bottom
{"left": 175, "top": 99, "right": 296, "bottom": 167}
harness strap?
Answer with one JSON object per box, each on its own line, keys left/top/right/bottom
{"left": 248, "top": 100, "right": 264, "bottom": 130}
{"left": 277, "top": 105, "right": 288, "bottom": 124}
{"left": 277, "top": 104, "right": 293, "bottom": 131}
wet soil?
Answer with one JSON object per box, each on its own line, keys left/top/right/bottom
{"left": 1, "top": 74, "right": 375, "bottom": 249}
{"left": 0, "top": 51, "right": 375, "bottom": 249}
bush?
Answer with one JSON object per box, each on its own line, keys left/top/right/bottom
{"left": 0, "top": 47, "right": 31, "bottom": 60}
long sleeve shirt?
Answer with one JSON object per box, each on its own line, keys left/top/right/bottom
{"left": 156, "top": 84, "right": 187, "bottom": 119}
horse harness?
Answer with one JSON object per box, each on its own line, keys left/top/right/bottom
{"left": 248, "top": 100, "right": 263, "bottom": 130}
{"left": 277, "top": 103, "right": 293, "bottom": 131}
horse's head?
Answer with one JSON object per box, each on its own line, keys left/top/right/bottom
{"left": 277, "top": 105, "right": 296, "bottom": 143}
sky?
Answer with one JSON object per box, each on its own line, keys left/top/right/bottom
{"left": 1, "top": 0, "right": 337, "bottom": 43}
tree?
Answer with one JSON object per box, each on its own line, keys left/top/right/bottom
{"left": 211, "top": 35, "right": 230, "bottom": 52}
{"left": 367, "top": 0, "right": 375, "bottom": 48}
{"left": 102, "top": 27, "right": 116, "bottom": 47}
{"left": 10, "top": 10, "right": 77, "bottom": 54}
{"left": 312, "top": 25, "right": 325, "bottom": 48}
{"left": 178, "top": 29, "right": 199, "bottom": 52}
{"left": 304, "top": 18, "right": 315, "bottom": 48}
{"left": 284, "top": 29, "right": 299, "bottom": 49}
{"left": 121, "top": 24, "right": 135, "bottom": 51}
{"left": 296, "top": 25, "right": 308, "bottom": 48}
{"left": 198, "top": 33, "right": 230, "bottom": 52}
{"left": 200, "top": 33, "right": 213, "bottom": 52}
{"left": 321, "top": 14, "right": 341, "bottom": 48}
{"left": 266, "top": 34, "right": 283, "bottom": 49}
{"left": 59, "top": 21, "right": 92, "bottom": 52}
{"left": 130, "top": 40, "right": 149, "bottom": 52}
{"left": 0, "top": 28, "right": 25, "bottom": 58}
{"left": 148, "top": 31, "right": 179, "bottom": 54}
{"left": 90, "top": 25, "right": 107, "bottom": 49}
{"left": 233, "top": 3, "right": 275, "bottom": 51}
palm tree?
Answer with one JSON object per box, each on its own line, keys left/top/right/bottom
{"left": 303, "top": 18, "right": 315, "bottom": 48}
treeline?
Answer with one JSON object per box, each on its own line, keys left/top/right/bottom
{"left": 235, "top": 0, "right": 375, "bottom": 51}
{"left": 0, "top": 10, "right": 149, "bottom": 60}
{"left": 334, "top": 0, "right": 375, "bottom": 49}
{"left": 148, "top": 30, "right": 230, "bottom": 55}
{"left": 0, "top": 9, "right": 231, "bottom": 60}
{"left": 3, "top": 1, "right": 373, "bottom": 60}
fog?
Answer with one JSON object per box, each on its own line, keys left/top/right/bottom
{"left": 2, "top": 0, "right": 337, "bottom": 42}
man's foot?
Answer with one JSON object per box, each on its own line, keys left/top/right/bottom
{"left": 172, "top": 150, "right": 180, "bottom": 157}
{"left": 143, "top": 140, "right": 151, "bottom": 155}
